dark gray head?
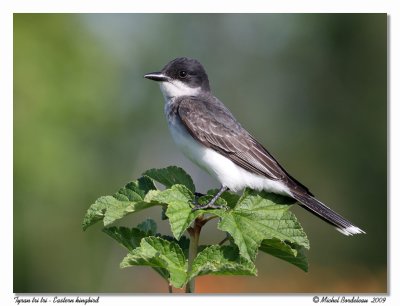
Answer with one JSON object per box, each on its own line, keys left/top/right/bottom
{"left": 144, "top": 57, "right": 211, "bottom": 99}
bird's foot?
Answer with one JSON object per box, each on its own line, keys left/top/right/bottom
{"left": 192, "top": 202, "right": 223, "bottom": 211}
{"left": 191, "top": 186, "right": 228, "bottom": 211}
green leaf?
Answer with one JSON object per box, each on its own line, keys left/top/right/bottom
{"left": 82, "top": 177, "right": 158, "bottom": 230}
{"left": 121, "top": 236, "right": 188, "bottom": 288}
{"left": 165, "top": 200, "right": 204, "bottom": 239}
{"left": 216, "top": 189, "right": 309, "bottom": 261}
{"left": 259, "top": 239, "right": 309, "bottom": 272}
{"left": 114, "top": 176, "right": 156, "bottom": 201}
{"left": 82, "top": 195, "right": 110, "bottom": 230}
{"left": 189, "top": 245, "right": 256, "bottom": 280}
{"left": 160, "top": 235, "right": 190, "bottom": 258}
{"left": 102, "top": 220, "right": 158, "bottom": 251}
{"left": 144, "top": 184, "right": 194, "bottom": 204}
{"left": 103, "top": 198, "right": 158, "bottom": 227}
{"left": 102, "top": 226, "right": 147, "bottom": 251}
{"left": 103, "top": 225, "right": 175, "bottom": 282}
{"left": 143, "top": 166, "right": 196, "bottom": 193}
{"left": 152, "top": 185, "right": 224, "bottom": 239}
{"left": 144, "top": 184, "right": 201, "bottom": 239}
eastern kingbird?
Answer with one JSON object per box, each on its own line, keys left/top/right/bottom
{"left": 144, "top": 57, "right": 365, "bottom": 236}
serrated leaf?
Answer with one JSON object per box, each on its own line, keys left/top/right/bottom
{"left": 121, "top": 237, "right": 188, "bottom": 288}
{"left": 144, "top": 184, "right": 200, "bottom": 239}
{"left": 103, "top": 223, "right": 157, "bottom": 251}
{"left": 137, "top": 219, "right": 157, "bottom": 235}
{"left": 88, "top": 194, "right": 145, "bottom": 229}
{"left": 216, "top": 189, "right": 309, "bottom": 261}
{"left": 159, "top": 186, "right": 223, "bottom": 239}
{"left": 143, "top": 166, "right": 196, "bottom": 193}
{"left": 189, "top": 245, "right": 256, "bottom": 280}
{"left": 165, "top": 201, "right": 204, "bottom": 239}
{"left": 82, "top": 195, "right": 110, "bottom": 230}
{"left": 160, "top": 235, "right": 191, "bottom": 258}
{"left": 259, "top": 239, "right": 309, "bottom": 272}
{"left": 114, "top": 176, "right": 156, "bottom": 201}
{"left": 103, "top": 198, "right": 158, "bottom": 227}
{"left": 161, "top": 187, "right": 234, "bottom": 239}
{"left": 103, "top": 225, "right": 170, "bottom": 280}
{"left": 82, "top": 178, "right": 158, "bottom": 230}
{"left": 102, "top": 226, "right": 146, "bottom": 251}
{"left": 144, "top": 184, "right": 194, "bottom": 204}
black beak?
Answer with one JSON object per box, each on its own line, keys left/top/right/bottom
{"left": 144, "top": 71, "right": 170, "bottom": 82}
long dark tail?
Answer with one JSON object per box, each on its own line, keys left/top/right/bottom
{"left": 291, "top": 192, "right": 365, "bottom": 236}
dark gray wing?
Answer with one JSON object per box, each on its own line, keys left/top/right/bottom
{"left": 177, "top": 96, "right": 287, "bottom": 181}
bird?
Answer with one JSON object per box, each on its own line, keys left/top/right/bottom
{"left": 144, "top": 57, "right": 365, "bottom": 236}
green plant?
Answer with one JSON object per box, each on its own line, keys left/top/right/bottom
{"left": 82, "top": 166, "right": 309, "bottom": 293}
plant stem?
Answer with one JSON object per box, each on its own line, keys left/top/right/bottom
{"left": 186, "top": 217, "right": 202, "bottom": 293}
{"left": 201, "top": 215, "right": 218, "bottom": 225}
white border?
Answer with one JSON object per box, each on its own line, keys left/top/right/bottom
{"left": 2, "top": 0, "right": 394, "bottom": 13}
{"left": 0, "top": 3, "right": 14, "bottom": 306}
{"left": 1, "top": 1, "right": 398, "bottom": 306}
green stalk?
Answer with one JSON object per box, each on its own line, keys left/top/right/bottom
{"left": 186, "top": 217, "right": 202, "bottom": 293}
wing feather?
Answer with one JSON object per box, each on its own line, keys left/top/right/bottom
{"left": 177, "top": 97, "right": 286, "bottom": 181}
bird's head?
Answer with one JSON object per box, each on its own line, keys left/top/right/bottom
{"left": 144, "top": 57, "right": 211, "bottom": 99}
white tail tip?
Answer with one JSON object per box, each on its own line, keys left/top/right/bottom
{"left": 336, "top": 226, "right": 366, "bottom": 236}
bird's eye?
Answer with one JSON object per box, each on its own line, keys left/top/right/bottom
{"left": 179, "top": 71, "right": 188, "bottom": 78}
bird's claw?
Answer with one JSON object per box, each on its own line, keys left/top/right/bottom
{"left": 191, "top": 202, "right": 227, "bottom": 211}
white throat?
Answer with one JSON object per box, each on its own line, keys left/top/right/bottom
{"left": 159, "top": 80, "right": 201, "bottom": 101}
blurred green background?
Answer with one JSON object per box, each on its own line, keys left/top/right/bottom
{"left": 14, "top": 14, "right": 387, "bottom": 293}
